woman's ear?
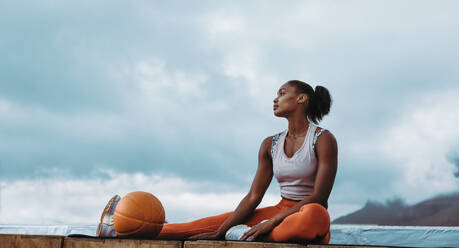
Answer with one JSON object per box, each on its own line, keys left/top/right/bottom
{"left": 297, "top": 94, "right": 308, "bottom": 104}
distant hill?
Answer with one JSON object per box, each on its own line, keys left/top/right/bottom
{"left": 333, "top": 192, "right": 459, "bottom": 226}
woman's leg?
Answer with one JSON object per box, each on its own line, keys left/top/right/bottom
{"left": 243, "top": 198, "right": 298, "bottom": 226}
{"left": 157, "top": 199, "right": 292, "bottom": 239}
{"left": 157, "top": 211, "right": 233, "bottom": 239}
{"left": 157, "top": 206, "right": 282, "bottom": 239}
{"left": 267, "top": 203, "right": 330, "bottom": 244}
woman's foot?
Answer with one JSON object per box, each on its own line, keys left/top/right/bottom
{"left": 225, "top": 220, "right": 269, "bottom": 241}
{"left": 96, "top": 195, "right": 121, "bottom": 238}
{"left": 225, "top": 224, "right": 250, "bottom": 240}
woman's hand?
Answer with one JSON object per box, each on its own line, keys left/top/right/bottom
{"left": 189, "top": 230, "right": 223, "bottom": 240}
{"left": 240, "top": 219, "right": 276, "bottom": 241}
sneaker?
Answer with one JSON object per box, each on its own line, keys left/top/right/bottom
{"left": 96, "top": 195, "right": 121, "bottom": 238}
{"left": 225, "top": 220, "right": 269, "bottom": 241}
{"left": 225, "top": 224, "right": 250, "bottom": 240}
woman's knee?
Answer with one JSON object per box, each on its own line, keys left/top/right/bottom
{"left": 299, "top": 203, "right": 329, "bottom": 217}
{"left": 269, "top": 204, "right": 330, "bottom": 242}
{"left": 297, "top": 203, "right": 330, "bottom": 231}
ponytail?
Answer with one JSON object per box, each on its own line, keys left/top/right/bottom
{"left": 287, "top": 80, "right": 332, "bottom": 124}
{"left": 308, "top": 85, "right": 332, "bottom": 124}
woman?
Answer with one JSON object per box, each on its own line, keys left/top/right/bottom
{"left": 97, "top": 80, "right": 338, "bottom": 244}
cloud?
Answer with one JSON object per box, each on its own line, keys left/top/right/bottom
{"left": 1, "top": 0, "right": 459, "bottom": 222}
{"left": 451, "top": 158, "right": 459, "bottom": 178}
{"left": 332, "top": 88, "right": 459, "bottom": 205}
{"left": 0, "top": 172, "right": 276, "bottom": 224}
{"left": 0, "top": 171, "right": 353, "bottom": 225}
{"left": 376, "top": 90, "right": 459, "bottom": 203}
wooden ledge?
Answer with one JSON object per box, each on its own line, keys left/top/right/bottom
{"left": 0, "top": 234, "right": 401, "bottom": 248}
{"left": 0, "top": 234, "right": 63, "bottom": 248}
{"left": 184, "top": 240, "right": 306, "bottom": 248}
{"left": 64, "top": 236, "right": 181, "bottom": 248}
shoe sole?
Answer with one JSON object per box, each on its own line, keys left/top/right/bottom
{"left": 96, "top": 195, "right": 121, "bottom": 237}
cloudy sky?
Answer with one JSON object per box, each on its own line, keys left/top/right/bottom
{"left": 1, "top": 0, "right": 459, "bottom": 225}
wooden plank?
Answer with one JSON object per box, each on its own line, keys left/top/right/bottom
{"left": 0, "top": 234, "right": 63, "bottom": 248}
{"left": 184, "top": 240, "right": 306, "bottom": 248}
{"left": 63, "top": 236, "right": 182, "bottom": 248}
{"left": 184, "top": 241, "right": 403, "bottom": 248}
{"left": 0, "top": 234, "right": 404, "bottom": 248}
{"left": 308, "top": 245, "right": 402, "bottom": 248}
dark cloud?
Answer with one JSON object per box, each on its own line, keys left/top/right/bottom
{"left": 1, "top": 0, "right": 459, "bottom": 207}
{"left": 0, "top": 1, "right": 223, "bottom": 112}
{"left": 445, "top": 152, "right": 459, "bottom": 178}
{"left": 451, "top": 158, "right": 459, "bottom": 178}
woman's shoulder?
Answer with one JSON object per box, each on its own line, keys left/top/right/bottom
{"left": 312, "top": 125, "right": 335, "bottom": 137}
{"left": 259, "top": 130, "right": 286, "bottom": 158}
{"left": 271, "top": 129, "right": 286, "bottom": 140}
{"left": 313, "top": 126, "right": 337, "bottom": 152}
{"left": 256, "top": 130, "right": 286, "bottom": 159}
{"left": 260, "top": 131, "right": 284, "bottom": 147}
{"left": 260, "top": 130, "right": 286, "bottom": 142}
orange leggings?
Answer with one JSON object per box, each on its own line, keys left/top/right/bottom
{"left": 157, "top": 198, "right": 330, "bottom": 243}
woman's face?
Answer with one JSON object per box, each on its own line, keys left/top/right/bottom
{"left": 273, "top": 83, "right": 305, "bottom": 117}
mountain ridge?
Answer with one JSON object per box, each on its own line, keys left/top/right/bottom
{"left": 333, "top": 192, "right": 459, "bottom": 226}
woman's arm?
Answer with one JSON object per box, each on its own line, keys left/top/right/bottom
{"left": 241, "top": 130, "right": 338, "bottom": 241}
{"left": 189, "top": 136, "right": 274, "bottom": 239}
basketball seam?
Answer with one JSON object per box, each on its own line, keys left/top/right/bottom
{"left": 115, "top": 211, "right": 163, "bottom": 225}
{"left": 118, "top": 220, "right": 145, "bottom": 235}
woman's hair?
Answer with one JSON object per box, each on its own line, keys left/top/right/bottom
{"left": 287, "top": 80, "right": 332, "bottom": 124}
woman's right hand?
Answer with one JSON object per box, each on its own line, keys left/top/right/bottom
{"left": 189, "top": 137, "right": 274, "bottom": 241}
{"left": 188, "top": 230, "right": 224, "bottom": 240}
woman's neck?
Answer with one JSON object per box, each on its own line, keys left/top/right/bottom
{"left": 287, "top": 117, "right": 310, "bottom": 138}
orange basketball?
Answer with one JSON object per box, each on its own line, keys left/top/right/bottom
{"left": 113, "top": 191, "right": 165, "bottom": 238}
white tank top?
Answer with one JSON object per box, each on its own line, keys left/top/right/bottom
{"left": 271, "top": 123, "right": 326, "bottom": 201}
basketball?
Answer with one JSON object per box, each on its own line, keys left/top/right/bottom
{"left": 113, "top": 191, "right": 165, "bottom": 238}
